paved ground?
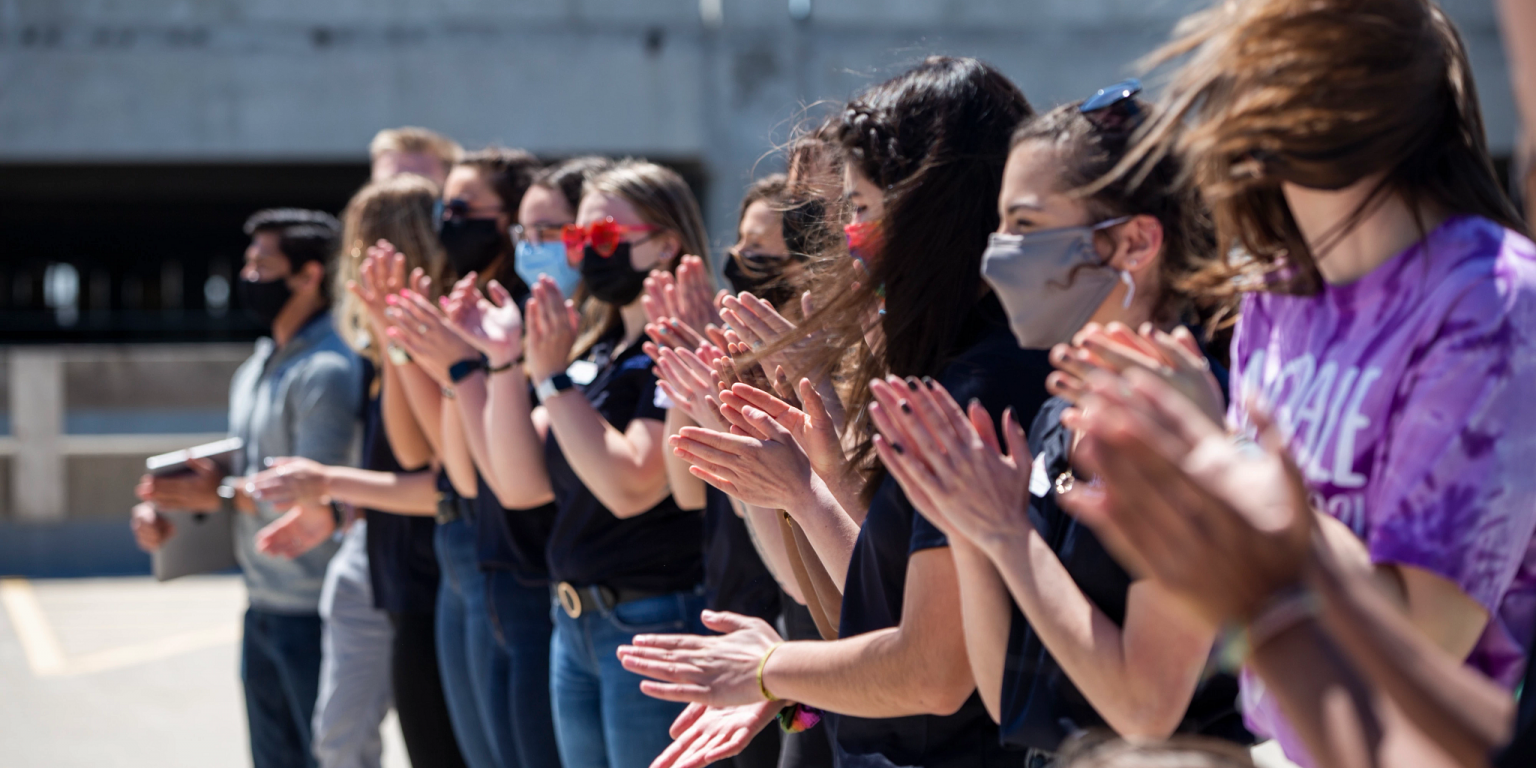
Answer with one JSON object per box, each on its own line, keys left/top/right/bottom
{"left": 0, "top": 575, "right": 408, "bottom": 768}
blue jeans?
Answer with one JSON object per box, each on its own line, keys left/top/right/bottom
{"left": 434, "top": 519, "right": 515, "bottom": 768}
{"left": 485, "top": 570, "right": 560, "bottom": 767}
{"left": 550, "top": 587, "right": 707, "bottom": 768}
{"left": 242, "top": 608, "right": 324, "bottom": 768}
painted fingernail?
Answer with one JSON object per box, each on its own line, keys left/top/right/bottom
{"left": 922, "top": 376, "right": 935, "bottom": 389}
{"left": 906, "top": 377, "right": 920, "bottom": 391}
{"left": 969, "top": 398, "right": 981, "bottom": 411}
{"left": 899, "top": 400, "right": 912, "bottom": 414}
{"left": 892, "top": 442, "right": 905, "bottom": 454}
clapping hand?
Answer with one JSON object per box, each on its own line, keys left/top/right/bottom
{"left": 443, "top": 274, "right": 524, "bottom": 369}
{"left": 645, "top": 341, "right": 729, "bottom": 433}
{"left": 1057, "top": 369, "right": 1312, "bottom": 628}
{"left": 1048, "top": 322, "right": 1225, "bottom": 428}
{"left": 617, "top": 611, "right": 784, "bottom": 707}
{"left": 642, "top": 256, "right": 722, "bottom": 350}
{"left": 383, "top": 269, "right": 480, "bottom": 386}
{"left": 647, "top": 701, "right": 784, "bottom": 768}
{"left": 255, "top": 502, "right": 338, "bottom": 560}
{"left": 525, "top": 276, "right": 581, "bottom": 383}
{"left": 867, "top": 376, "right": 1032, "bottom": 549}
{"left": 346, "top": 240, "right": 408, "bottom": 335}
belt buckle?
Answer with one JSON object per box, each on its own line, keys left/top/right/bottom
{"left": 556, "top": 582, "right": 583, "bottom": 619}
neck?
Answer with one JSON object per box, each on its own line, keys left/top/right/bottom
{"left": 1282, "top": 180, "right": 1448, "bottom": 286}
{"left": 1086, "top": 270, "right": 1162, "bottom": 331}
{"left": 272, "top": 293, "right": 324, "bottom": 348}
{"left": 618, "top": 298, "right": 649, "bottom": 350}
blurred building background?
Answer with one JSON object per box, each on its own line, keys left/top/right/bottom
{"left": 0, "top": 0, "right": 1517, "bottom": 574}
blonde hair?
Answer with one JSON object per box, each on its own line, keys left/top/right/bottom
{"left": 369, "top": 127, "right": 462, "bottom": 169}
{"left": 573, "top": 159, "right": 710, "bottom": 358}
{"left": 334, "top": 175, "right": 447, "bottom": 364}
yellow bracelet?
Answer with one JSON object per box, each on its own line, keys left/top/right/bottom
{"left": 757, "top": 642, "right": 784, "bottom": 702}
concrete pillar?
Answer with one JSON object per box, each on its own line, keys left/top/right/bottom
{"left": 11, "top": 349, "right": 65, "bottom": 521}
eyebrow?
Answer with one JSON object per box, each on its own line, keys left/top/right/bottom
{"left": 1004, "top": 200, "right": 1046, "bottom": 215}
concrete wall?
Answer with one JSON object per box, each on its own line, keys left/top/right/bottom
{"left": 0, "top": 0, "right": 1515, "bottom": 249}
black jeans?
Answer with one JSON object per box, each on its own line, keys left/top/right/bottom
{"left": 390, "top": 611, "right": 468, "bottom": 768}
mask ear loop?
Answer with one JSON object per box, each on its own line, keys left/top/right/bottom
{"left": 1120, "top": 270, "right": 1136, "bottom": 308}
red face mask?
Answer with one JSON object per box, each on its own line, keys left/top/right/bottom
{"left": 844, "top": 220, "right": 884, "bottom": 266}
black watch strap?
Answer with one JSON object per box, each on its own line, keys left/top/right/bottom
{"left": 448, "top": 356, "right": 487, "bottom": 384}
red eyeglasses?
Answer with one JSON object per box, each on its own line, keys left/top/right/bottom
{"left": 561, "top": 217, "right": 660, "bottom": 259}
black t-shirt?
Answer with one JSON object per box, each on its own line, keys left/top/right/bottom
{"left": 997, "top": 397, "right": 1251, "bottom": 752}
{"left": 543, "top": 334, "right": 704, "bottom": 593}
{"left": 703, "top": 487, "right": 781, "bottom": 621}
{"left": 358, "top": 361, "right": 441, "bottom": 616}
{"left": 830, "top": 295, "right": 1054, "bottom": 768}
{"left": 473, "top": 473, "right": 559, "bottom": 586}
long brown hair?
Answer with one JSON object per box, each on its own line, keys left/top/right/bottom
{"left": 776, "top": 56, "right": 1033, "bottom": 502}
{"left": 334, "top": 174, "right": 446, "bottom": 364}
{"left": 572, "top": 159, "right": 711, "bottom": 359}
{"left": 1118, "top": 0, "right": 1522, "bottom": 312}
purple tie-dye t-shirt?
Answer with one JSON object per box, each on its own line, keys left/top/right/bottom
{"left": 1228, "top": 215, "right": 1536, "bottom": 766}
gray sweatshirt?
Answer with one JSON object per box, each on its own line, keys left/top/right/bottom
{"left": 228, "top": 312, "right": 362, "bottom": 614}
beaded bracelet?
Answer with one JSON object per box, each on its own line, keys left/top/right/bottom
{"left": 777, "top": 703, "right": 823, "bottom": 733}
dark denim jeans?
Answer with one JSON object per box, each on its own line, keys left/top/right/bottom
{"left": 549, "top": 587, "right": 707, "bottom": 768}
{"left": 434, "top": 519, "right": 514, "bottom": 768}
{"left": 242, "top": 608, "right": 324, "bottom": 768}
{"left": 485, "top": 570, "right": 560, "bottom": 768}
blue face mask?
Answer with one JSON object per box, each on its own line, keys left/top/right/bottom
{"left": 514, "top": 240, "right": 582, "bottom": 297}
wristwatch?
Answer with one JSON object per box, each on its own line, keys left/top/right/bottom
{"left": 448, "top": 356, "right": 486, "bottom": 384}
{"left": 535, "top": 373, "right": 576, "bottom": 403}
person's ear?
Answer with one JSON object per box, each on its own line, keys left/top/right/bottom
{"left": 659, "top": 231, "right": 683, "bottom": 269}
{"left": 292, "top": 260, "right": 326, "bottom": 293}
{"left": 1111, "top": 214, "right": 1163, "bottom": 276}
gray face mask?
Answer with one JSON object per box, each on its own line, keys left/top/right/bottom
{"left": 980, "top": 217, "right": 1133, "bottom": 349}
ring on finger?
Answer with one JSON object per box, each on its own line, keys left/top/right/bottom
{"left": 416, "top": 323, "right": 430, "bottom": 334}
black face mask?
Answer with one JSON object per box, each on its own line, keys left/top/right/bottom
{"left": 723, "top": 252, "right": 796, "bottom": 308}
{"left": 438, "top": 217, "right": 503, "bottom": 276}
{"left": 580, "top": 242, "right": 650, "bottom": 306}
{"left": 238, "top": 275, "right": 294, "bottom": 329}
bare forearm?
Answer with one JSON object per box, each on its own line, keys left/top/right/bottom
{"left": 949, "top": 540, "right": 1013, "bottom": 722}
{"left": 439, "top": 393, "right": 479, "bottom": 498}
{"left": 782, "top": 478, "right": 861, "bottom": 589}
{"left": 742, "top": 503, "right": 807, "bottom": 605}
{"left": 483, "top": 368, "right": 555, "bottom": 509}
{"left": 1310, "top": 544, "right": 1513, "bottom": 767}
{"left": 543, "top": 392, "right": 667, "bottom": 518}
{"left": 980, "top": 529, "right": 1209, "bottom": 737}
{"left": 763, "top": 629, "right": 966, "bottom": 718}
{"left": 665, "top": 408, "right": 707, "bottom": 511}
{"left": 453, "top": 373, "right": 508, "bottom": 502}
{"left": 380, "top": 359, "right": 432, "bottom": 470}
{"left": 325, "top": 468, "right": 438, "bottom": 515}
{"left": 396, "top": 363, "right": 446, "bottom": 457}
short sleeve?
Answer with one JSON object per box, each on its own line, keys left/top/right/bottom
{"left": 1365, "top": 283, "right": 1536, "bottom": 610}
{"left": 628, "top": 358, "right": 666, "bottom": 424}
{"left": 911, "top": 508, "right": 949, "bottom": 553}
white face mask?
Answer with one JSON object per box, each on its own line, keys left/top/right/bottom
{"left": 980, "top": 217, "right": 1131, "bottom": 349}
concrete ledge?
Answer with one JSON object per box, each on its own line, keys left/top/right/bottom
{"left": 0, "top": 520, "right": 156, "bottom": 578}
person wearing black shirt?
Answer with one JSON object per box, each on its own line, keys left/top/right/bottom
{"left": 454, "top": 159, "right": 712, "bottom": 768}
{"left": 617, "top": 58, "right": 1042, "bottom": 768}
{"left": 868, "top": 91, "right": 1251, "bottom": 764}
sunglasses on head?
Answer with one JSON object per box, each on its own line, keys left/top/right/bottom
{"left": 1080, "top": 78, "right": 1143, "bottom": 133}
{"left": 561, "top": 217, "right": 660, "bottom": 259}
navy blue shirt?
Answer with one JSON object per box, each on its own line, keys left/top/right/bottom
{"left": 830, "top": 295, "right": 1054, "bottom": 768}
{"left": 358, "top": 361, "right": 441, "bottom": 616}
{"left": 703, "top": 487, "right": 780, "bottom": 621}
{"left": 998, "top": 397, "right": 1249, "bottom": 752}
{"left": 543, "top": 334, "right": 704, "bottom": 593}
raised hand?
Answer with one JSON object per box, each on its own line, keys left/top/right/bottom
{"left": 525, "top": 276, "right": 581, "bottom": 383}
{"left": 443, "top": 276, "right": 524, "bottom": 368}
{"left": 649, "top": 701, "right": 783, "bottom": 768}
{"left": 384, "top": 285, "right": 479, "bottom": 386}
{"left": 1048, "top": 322, "right": 1225, "bottom": 427}
{"left": 1057, "top": 368, "right": 1312, "bottom": 628}
{"left": 718, "top": 380, "right": 843, "bottom": 485}
{"left": 254, "top": 502, "right": 339, "bottom": 560}
{"left": 669, "top": 417, "right": 816, "bottom": 512}
{"left": 347, "top": 240, "right": 409, "bottom": 334}
{"left": 646, "top": 342, "right": 729, "bottom": 433}
{"left": 247, "top": 456, "right": 331, "bottom": 511}
{"left": 617, "top": 610, "right": 784, "bottom": 707}
{"left": 867, "top": 376, "right": 1033, "bottom": 547}
{"left": 719, "top": 292, "right": 803, "bottom": 377}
